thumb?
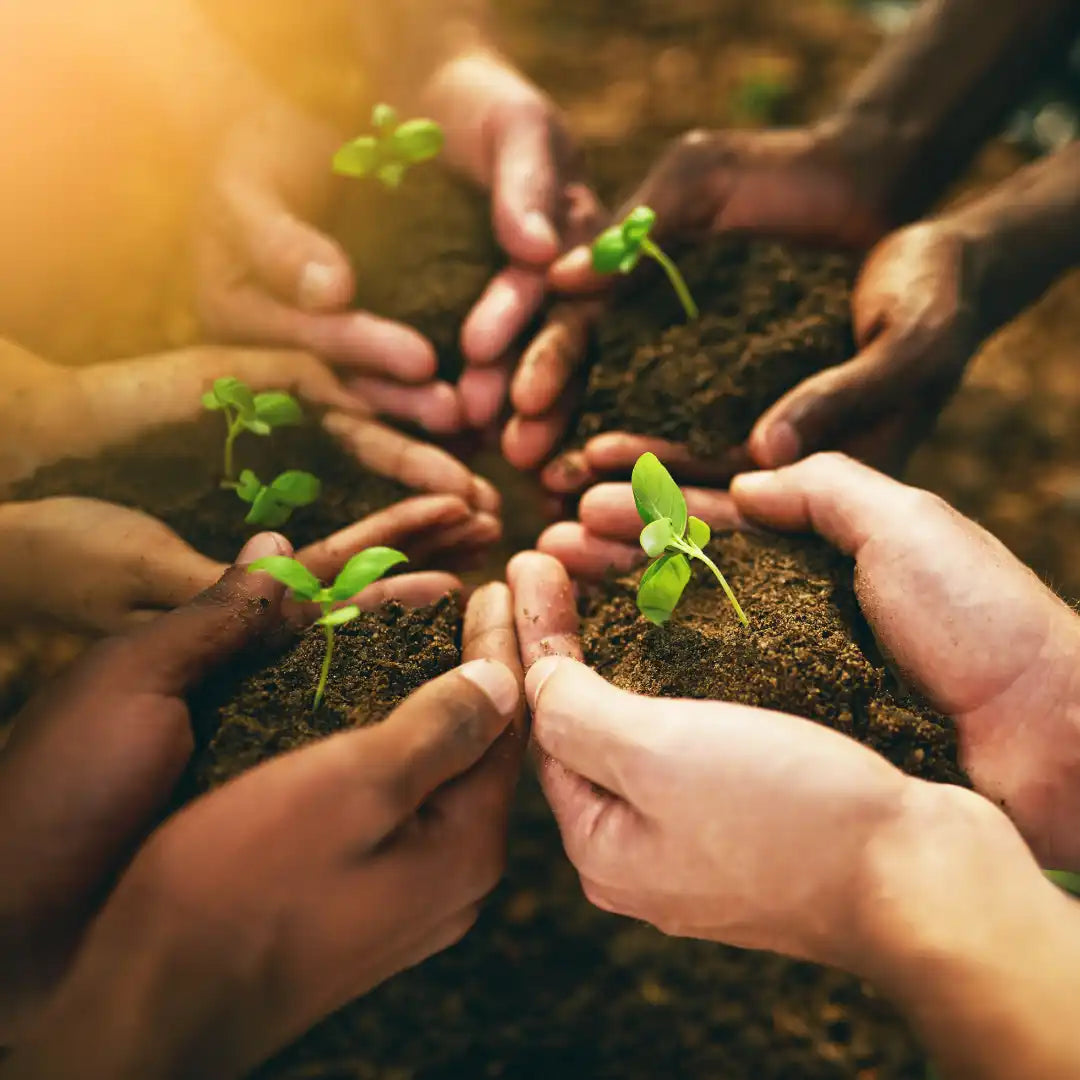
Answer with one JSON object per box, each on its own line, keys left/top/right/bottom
{"left": 491, "top": 120, "right": 561, "bottom": 266}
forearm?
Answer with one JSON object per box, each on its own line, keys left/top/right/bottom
{"left": 817, "top": 0, "right": 1080, "bottom": 224}
{"left": 857, "top": 783, "right": 1080, "bottom": 1079}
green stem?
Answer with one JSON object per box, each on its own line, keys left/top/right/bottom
{"left": 314, "top": 619, "right": 334, "bottom": 711}
{"left": 641, "top": 237, "right": 699, "bottom": 321}
{"left": 679, "top": 541, "right": 748, "bottom": 627}
{"left": 222, "top": 411, "right": 241, "bottom": 483}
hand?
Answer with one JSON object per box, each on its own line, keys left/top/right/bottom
{"left": 505, "top": 550, "right": 915, "bottom": 970}
{"left": 524, "top": 126, "right": 890, "bottom": 490}
{"left": 1, "top": 554, "right": 523, "bottom": 1076}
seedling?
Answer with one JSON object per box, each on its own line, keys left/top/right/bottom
{"left": 333, "top": 103, "right": 444, "bottom": 189}
{"left": 201, "top": 377, "right": 305, "bottom": 482}
{"left": 591, "top": 205, "right": 699, "bottom": 321}
{"left": 234, "top": 469, "right": 321, "bottom": 528}
{"left": 248, "top": 547, "right": 408, "bottom": 709}
{"left": 632, "top": 452, "right": 747, "bottom": 627}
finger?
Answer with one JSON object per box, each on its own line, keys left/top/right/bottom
{"left": 506, "top": 551, "right": 582, "bottom": 668}
{"left": 491, "top": 121, "right": 561, "bottom": 267}
{"left": 536, "top": 522, "right": 642, "bottom": 580}
{"left": 462, "top": 583, "right": 525, "bottom": 720}
{"left": 457, "top": 365, "right": 511, "bottom": 430}
{"left": 460, "top": 267, "right": 547, "bottom": 367}
{"left": 584, "top": 434, "right": 752, "bottom": 485}
{"left": 510, "top": 302, "right": 597, "bottom": 418}
{"left": 501, "top": 406, "right": 575, "bottom": 472}
{"left": 540, "top": 450, "right": 600, "bottom": 494}
{"left": 354, "top": 572, "right": 462, "bottom": 611}
{"left": 321, "top": 412, "right": 500, "bottom": 512}
{"left": 408, "top": 513, "right": 502, "bottom": 564}
{"left": 548, "top": 244, "right": 612, "bottom": 296}
{"left": 579, "top": 483, "right": 746, "bottom": 540}
{"left": 345, "top": 376, "right": 464, "bottom": 436}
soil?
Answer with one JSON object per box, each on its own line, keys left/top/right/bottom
{"left": 332, "top": 165, "right": 503, "bottom": 383}
{"left": 11, "top": 413, "right": 410, "bottom": 564}
{"left": 571, "top": 240, "right": 856, "bottom": 458}
{"left": 582, "top": 531, "right": 963, "bottom": 784}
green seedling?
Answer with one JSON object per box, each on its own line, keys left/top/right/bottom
{"left": 201, "top": 377, "right": 305, "bottom": 482}
{"left": 234, "top": 469, "right": 321, "bottom": 528}
{"left": 333, "top": 103, "right": 444, "bottom": 189}
{"left": 632, "top": 452, "right": 747, "bottom": 627}
{"left": 248, "top": 547, "right": 408, "bottom": 709}
{"left": 591, "top": 205, "right": 699, "bottom": 321}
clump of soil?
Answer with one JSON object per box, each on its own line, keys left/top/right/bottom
{"left": 190, "top": 595, "right": 462, "bottom": 791}
{"left": 571, "top": 240, "right": 856, "bottom": 459}
{"left": 332, "top": 165, "right": 502, "bottom": 383}
{"left": 12, "top": 413, "right": 410, "bottom": 564}
{"left": 582, "top": 530, "right": 963, "bottom": 783}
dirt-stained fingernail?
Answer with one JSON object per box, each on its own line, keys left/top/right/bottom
{"left": 459, "top": 659, "right": 521, "bottom": 717}
{"left": 237, "top": 532, "right": 289, "bottom": 567}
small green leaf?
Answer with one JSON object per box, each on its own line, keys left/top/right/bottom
{"left": 245, "top": 488, "right": 293, "bottom": 529}
{"left": 622, "top": 205, "right": 657, "bottom": 246}
{"left": 269, "top": 470, "right": 321, "bottom": 508}
{"left": 376, "top": 161, "right": 406, "bottom": 188}
{"left": 639, "top": 517, "right": 675, "bottom": 558}
{"left": 316, "top": 604, "right": 361, "bottom": 629}
{"left": 371, "top": 103, "right": 399, "bottom": 132}
{"left": 246, "top": 556, "right": 321, "bottom": 600}
{"left": 212, "top": 377, "right": 255, "bottom": 417}
{"left": 687, "top": 515, "right": 711, "bottom": 549}
{"left": 330, "top": 546, "right": 408, "bottom": 601}
{"left": 591, "top": 227, "right": 629, "bottom": 274}
{"left": 332, "top": 136, "right": 379, "bottom": 178}
{"left": 253, "top": 392, "right": 304, "bottom": 428}
{"left": 243, "top": 418, "right": 273, "bottom": 437}
{"left": 391, "top": 118, "right": 444, "bottom": 164}
{"left": 201, "top": 390, "right": 222, "bottom": 411}
{"left": 631, "top": 453, "right": 688, "bottom": 535}
{"left": 235, "top": 469, "right": 262, "bottom": 504}
{"left": 618, "top": 249, "right": 643, "bottom": 274}
{"left": 637, "top": 553, "right": 691, "bottom": 625}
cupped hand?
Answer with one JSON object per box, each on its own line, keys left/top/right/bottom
{"left": 505, "top": 550, "right": 913, "bottom": 971}
{"left": 1, "top": 556, "right": 523, "bottom": 1076}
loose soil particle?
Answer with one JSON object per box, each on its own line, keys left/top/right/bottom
{"left": 12, "top": 413, "right": 410, "bottom": 563}
{"left": 571, "top": 239, "right": 856, "bottom": 459}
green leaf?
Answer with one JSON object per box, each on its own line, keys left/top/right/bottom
{"left": 639, "top": 517, "right": 675, "bottom": 558}
{"left": 245, "top": 488, "right": 293, "bottom": 529}
{"left": 201, "top": 390, "right": 222, "bottom": 411}
{"left": 212, "top": 377, "right": 255, "bottom": 417}
{"left": 316, "top": 604, "right": 361, "bottom": 629}
{"left": 1047, "top": 869, "right": 1080, "bottom": 896}
{"left": 371, "top": 103, "right": 399, "bottom": 132}
{"left": 235, "top": 469, "right": 262, "bottom": 504}
{"left": 622, "top": 205, "right": 657, "bottom": 246}
{"left": 332, "top": 136, "right": 379, "bottom": 178}
{"left": 391, "top": 118, "right": 444, "bottom": 164}
{"left": 618, "top": 249, "right": 643, "bottom": 274}
{"left": 631, "top": 453, "right": 688, "bottom": 535}
{"left": 330, "top": 546, "right": 408, "bottom": 601}
{"left": 242, "top": 418, "right": 272, "bottom": 437}
{"left": 246, "top": 556, "right": 321, "bottom": 600}
{"left": 376, "top": 161, "right": 406, "bottom": 188}
{"left": 687, "top": 515, "right": 711, "bottom": 549}
{"left": 591, "top": 227, "right": 629, "bottom": 274}
{"left": 637, "top": 553, "right": 691, "bottom": 625}
{"left": 269, "top": 470, "right": 321, "bottom": 508}
{"left": 253, "top": 392, "right": 304, "bottom": 428}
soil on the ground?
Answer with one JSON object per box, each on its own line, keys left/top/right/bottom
{"left": 571, "top": 240, "right": 856, "bottom": 458}
{"left": 332, "top": 165, "right": 503, "bottom": 383}
{"left": 582, "top": 530, "right": 963, "bottom": 784}
{"left": 12, "top": 413, "right": 410, "bottom": 563}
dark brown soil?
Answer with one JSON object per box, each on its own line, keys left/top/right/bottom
{"left": 11, "top": 413, "right": 410, "bottom": 564}
{"left": 582, "top": 531, "right": 964, "bottom": 784}
{"left": 332, "top": 165, "right": 503, "bottom": 383}
{"left": 571, "top": 240, "right": 856, "bottom": 458}
{"left": 189, "top": 595, "right": 462, "bottom": 790}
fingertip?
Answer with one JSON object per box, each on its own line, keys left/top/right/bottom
{"left": 458, "top": 658, "right": 522, "bottom": 718}
{"left": 506, "top": 210, "right": 560, "bottom": 265}
{"left": 298, "top": 258, "right": 353, "bottom": 313}
{"left": 525, "top": 654, "right": 573, "bottom": 710}
{"left": 237, "top": 532, "right": 292, "bottom": 567}
{"left": 548, "top": 247, "right": 604, "bottom": 293}
{"left": 470, "top": 475, "right": 502, "bottom": 514}
{"left": 541, "top": 451, "right": 596, "bottom": 494}
{"left": 748, "top": 419, "right": 801, "bottom": 469}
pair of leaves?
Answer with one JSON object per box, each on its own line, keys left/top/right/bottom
{"left": 248, "top": 546, "right": 408, "bottom": 610}
{"left": 236, "top": 469, "right": 320, "bottom": 528}
{"left": 333, "top": 104, "right": 444, "bottom": 189}
{"left": 202, "top": 377, "right": 304, "bottom": 435}
{"left": 591, "top": 205, "right": 658, "bottom": 275}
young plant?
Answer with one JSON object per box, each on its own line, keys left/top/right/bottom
{"left": 248, "top": 547, "right": 408, "bottom": 709}
{"left": 591, "top": 205, "right": 699, "bottom": 321}
{"left": 234, "top": 469, "right": 321, "bottom": 529}
{"left": 332, "top": 103, "right": 444, "bottom": 189}
{"left": 201, "top": 377, "right": 305, "bottom": 482}
{"left": 632, "top": 452, "right": 748, "bottom": 627}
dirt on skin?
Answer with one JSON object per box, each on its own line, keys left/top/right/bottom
{"left": 571, "top": 240, "right": 856, "bottom": 458}
{"left": 582, "top": 531, "right": 964, "bottom": 785}
{"left": 11, "top": 413, "right": 410, "bottom": 564}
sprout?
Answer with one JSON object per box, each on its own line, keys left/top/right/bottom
{"left": 201, "top": 378, "right": 304, "bottom": 483}
{"left": 591, "top": 206, "right": 699, "bottom": 321}
{"left": 234, "top": 469, "right": 321, "bottom": 528}
{"left": 248, "top": 547, "right": 409, "bottom": 708}
{"left": 333, "top": 103, "right": 444, "bottom": 189}
{"left": 631, "top": 452, "right": 747, "bottom": 627}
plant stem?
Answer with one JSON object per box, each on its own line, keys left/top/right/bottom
{"left": 314, "top": 621, "right": 334, "bottom": 710}
{"left": 679, "top": 541, "right": 748, "bottom": 626}
{"left": 223, "top": 414, "right": 242, "bottom": 483}
{"left": 641, "top": 237, "right": 699, "bottom": 321}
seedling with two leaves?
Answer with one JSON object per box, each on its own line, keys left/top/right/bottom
{"left": 248, "top": 547, "right": 408, "bottom": 709}
{"left": 234, "top": 469, "right": 321, "bottom": 529}
{"left": 333, "top": 103, "right": 444, "bottom": 189}
{"left": 632, "top": 452, "right": 748, "bottom": 627}
{"left": 592, "top": 206, "right": 699, "bottom": 321}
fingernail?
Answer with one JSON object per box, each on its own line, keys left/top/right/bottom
{"left": 523, "top": 211, "right": 559, "bottom": 253}
{"left": 758, "top": 421, "right": 801, "bottom": 468}
{"left": 237, "top": 532, "right": 288, "bottom": 567}
{"left": 525, "top": 655, "right": 564, "bottom": 710}
{"left": 554, "top": 247, "right": 591, "bottom": 277}
{"left": 298, "top": 261, "right": 340, "bottom": 311}
{"left": 459, "top": 659, "right": 521, "bottom": 716}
